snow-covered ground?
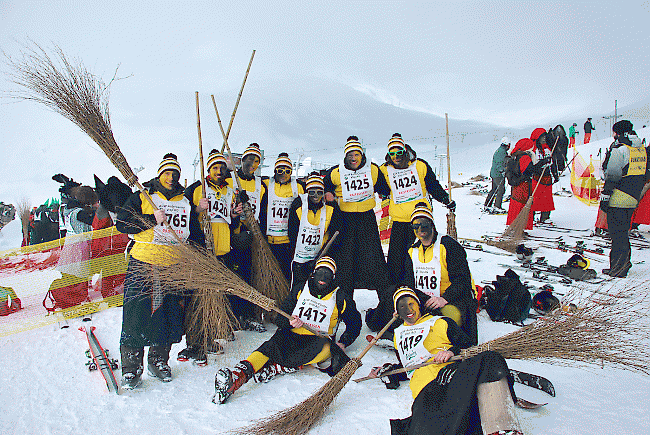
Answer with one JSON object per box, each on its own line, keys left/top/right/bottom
{"left": 1, "top": 132, "right": 650, "bottom": 435}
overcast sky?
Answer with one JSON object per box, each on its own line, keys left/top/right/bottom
{"left": 1, "top": 0, "right": 649, "bottom": 208}
{"left": 2, "top": 0, "right": 649, "bottom": 126}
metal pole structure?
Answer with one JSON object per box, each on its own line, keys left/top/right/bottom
{"left": 445, "top": 113, "right": 457, "bottom": 239}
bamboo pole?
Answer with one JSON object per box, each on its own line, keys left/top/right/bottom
{"left": 220, "top": 50, "right": 256, "bottom": 154}
{"left": 445, "top": 113, "right": 457, "bottom": 239}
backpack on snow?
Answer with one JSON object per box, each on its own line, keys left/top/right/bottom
{"left": 481, "top": 269, "right": 531, "bottom": 324}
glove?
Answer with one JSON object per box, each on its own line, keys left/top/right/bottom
{"left": 599, "top": 191, "right": 611, "bottom": 213}
{"left": 446, "top": 200, "right": 457, "bottom": 212}
{"left": 238, "top": 190, "right": 250, "bottom": 203}
{"left": 376, "top": 363, "right": 401, "bottom": 389}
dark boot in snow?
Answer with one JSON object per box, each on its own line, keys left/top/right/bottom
{"left": 120, "top": 345, "right": 144, "bottom": 390}
{"left": 253, "top": 362, "right": 301, "bottom": 383}
{"left": 212, "top": 360, "right": 254, "bottom": 404}
{"left": 177, "top": 345, "right": 208, "bottom": 366}
{"left": 147, "top": 346, "right": 172, "bottom": 382}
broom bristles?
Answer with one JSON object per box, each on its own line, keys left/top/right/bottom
{"left": 237, "top": 359, "right": 362, "bottom": 435}
{"left": 501, "top": 196, "right": 533, "bottom": 242}
{"left": 7, "top": 43, "right": 137, "bottom": 186}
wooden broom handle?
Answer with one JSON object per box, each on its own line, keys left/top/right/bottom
{"left": 353, "top": 353, "right": 464, "bottom": 383}
{"left": 219, "top": 50, "right": 256, "bottom": 154}
{"left": 529, "top": 135, "right": 560, "bottom": 199}
{"left": 356, "top": 314, "right": 400, "bottom": 360}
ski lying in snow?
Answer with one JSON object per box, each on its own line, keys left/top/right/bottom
{"left": 367, "top": 334, "right": 394, "bottom": 350}
{"left": 516, "top": 397, "right": 547, "bottom": 409}
{"left": 81, "top": 326, "right": 120, "bottom": 394}
{"left": 460, "top": 241, "right": 514, "bottom": 256}
{"left": 510, "top": 369, "right": 555, "bottom": 396}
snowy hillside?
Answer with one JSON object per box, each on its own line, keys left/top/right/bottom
{"left": 2, "top": 135, "right": 649, "bottom": 434}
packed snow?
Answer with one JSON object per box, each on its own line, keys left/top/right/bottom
{"left": 1, "top": 133, "right": 649, "bottom": 435}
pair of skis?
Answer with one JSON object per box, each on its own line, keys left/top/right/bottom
{"left": 364, "top": 335, "right": 555, "bottom": 408}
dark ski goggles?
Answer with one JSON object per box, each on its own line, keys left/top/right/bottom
{"left": 308, "top": 189, "right": 325, "bottom": 197}
{"left": 411, "top": 221, "right": 433, "bottom": 231}
{"left": 275, "top": 168, "right": 292, "bottom": 175}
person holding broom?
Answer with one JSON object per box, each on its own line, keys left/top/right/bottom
{"left": 369, "top": 201, "right": 478, "bottom": 345}
{"left": 212, "top": 256, "right": 361, "bottom": 404}
{"left": 259, "top": 153, "right": 304, "bottom": 281}
{"left": 116, "top": 153, "right": 202, "bottom": 388}
{"left": 230, "top": 142, "right": 268, "bottom": 332}
{"left": 323, "top": 136, "right": 394, "bottom": 326}
{"left": 505, "top": 138, "right": 536, "bottom": 232}
{"left": 530, "top": 128, "right": 557, "bottom": 224}
{"left": 288, "top": 172, "right": 344, "bottom": 292}
{"left": 180, "top": 149, "right": 243, "bottom": 364}
{"left": 368, "top": 287, "right": 524, "bottom": 435}
{"left": 378, "top": 133, "right": 455, "bottom": 285}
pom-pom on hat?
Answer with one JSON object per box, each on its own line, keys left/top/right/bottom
{"left": 207, "top": 149, "right": 227, "bottom": 171}
{"left": 410, "top": 201, "right": 434, "bottom": 223}
{"left": 242, "top": 143, "right": 262, "bottom": 161}
{"left": 344, "top": 135, "right": 364, "bottom": 155}
{"left": 305, "top": 171, "right": 325, "bottom": 191}
{"left": 501, "top": 136, "right": 511, "bottom": 146}
{"left": 314, "top": 256, "right": 336, "bottom": 275}
{"left": 275, "top": 152, "right": 293, "bottom": 170}
{"left": 393, "top": 286, "right": 420, "bottom": 312}
{"left": 158, "top": 153, "right": 181, "bottom": 177}
{"left": 387, "top": 133, "right": 406, "bottom": 151}
{"left": 612, "top": 120, "right": 634, "bottom": 135}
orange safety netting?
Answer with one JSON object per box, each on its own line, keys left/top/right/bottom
{"left": 570, "top": 151, "right": 603, "bottom": 206}
{"left": 0, "top": 226, "right": 128, "bottom": 337}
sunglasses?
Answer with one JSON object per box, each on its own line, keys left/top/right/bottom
{"left": 308, "top": 189, "right": 325, "bottom": 197}
{"left": 275, "top": 168, "right": 292, "bottom": 175}
{"left": 388, "top": 149, "right": 406, "bottom": 157}
{"left": 411, "top": 222, "right": 433, "bottom": 231}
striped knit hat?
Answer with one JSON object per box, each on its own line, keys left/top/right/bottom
{"left": 207, "top": 149, "right": 227, "bottom": 171}
{"left": 305, "top": 172, "right": 325, "bottom": 191}
{"left": 387, "top": 133, "right": 406, "bottom": 151}
{"left": 314, "top": 256, "right": 336, "bottom": 275}
{"left": 344, "top": 135, "right": 364, "bottom": 155}
{"left": 410, "top": 201, "right": 434, "bottom": 223}
{"left": 393, "top": 286, "right": 420, "bottom": 312}
{"left": 242, "top": 143, "right": 262, "bottom": 161}
{"left": 275, "top": 153, "right": 293, "bottom": 171}
{"left": 158, "top": 153, "right": 181, "bottom": 177}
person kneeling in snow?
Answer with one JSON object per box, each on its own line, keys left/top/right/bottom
{"left": 212, "top": 256, "right": 361, "bottom": 404}
{"left": 369, "top": 287, "right": 523, "bottom": 435}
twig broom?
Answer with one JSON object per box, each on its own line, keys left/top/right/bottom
{"left": 445, "top": 113, "right": 457, "bottom": 239}
{"left": 211, "top": 94, "right": 290, "bottom": 303}
{"left": 236, "top": 314, "right": 400, "bottom": 435}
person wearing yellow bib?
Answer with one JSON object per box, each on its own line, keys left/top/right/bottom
{"left": 260, "top": 153, "right": 304, "bottom": 281}
{"left": 401, "top": 202, "right": 478, "bottom": 345}
{"left": 211, "top": 256, "right": 361, "bottom": 404}
{"left": 116, "top": 153, "right": 202, "bottom": 389}
{"left": 180, "top": 149, "right": 244, "bottom": 363}
{"left": 288, "top": 172, "right": 344, "bottom": 292}
{"left": 600, "top": 120, "right": 650, "bottom": 278}
{"left": 323, "top": 136, "right": 393, "bottom": 305}
{"left": 368, "top": 288, "right": 523, "bottom": 435}
{"left": 379, "top": 133, "right": 456, "bottom": 284}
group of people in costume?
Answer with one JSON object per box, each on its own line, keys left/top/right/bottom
{"left": 113, "top": 134, "right": 525, "bottom": 435}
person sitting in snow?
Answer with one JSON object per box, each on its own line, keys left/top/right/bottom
{"left": 368, "top": 287, "right": 524, "bottom": 435}
{"left": 212, "top": 256, "right": 361, "bottom": 404}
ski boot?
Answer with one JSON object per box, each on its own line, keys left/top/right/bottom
{"left": 177, "top": 345, "right": 208, "bottom": 366}
{"left": 147, "top": 346, "right": 172, "bottom": 382}
{"left": 253, "top": 362, "right": 301, "bottom": 383}
{"left": 120, "top": 345, "right": 144, "bottom": 390}
{"left": 212, "top": 360, "right": 254, "bottom": 404}
{"left": 239, "top": 316, "right": 267, "bottom": 333}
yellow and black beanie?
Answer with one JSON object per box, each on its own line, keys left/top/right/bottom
{"left": 315, "top": 256, "right": 336, "bottom": 275}
{"left": 242, "top": 143, "right": 262, "bottom": 161}
{"left": 207, "top": 149, "right": 227, "bottom": 171}
{"left": 158, "top": 153, "right": 181, "bottom": 177}
{"left": 393, "top": 286, "right": 420, "bottom": 312}
{"left": 344, "top": 135, "right": 364, "bottom": 155}
{"left": 410, "top": 201, "right": 435, "bottom": 223}
{"left": 305, "top": 172, "right": 325, "bottom": 191}
{"left": 387, "top": 133, "right": 406, "bottom": 151}
{"left": 275, "top": 152, "right": 293, "bottom": 171}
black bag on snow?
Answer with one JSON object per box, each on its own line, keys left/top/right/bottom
{"left": 482, "top": 269, "right": 531, "bottom": 324}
